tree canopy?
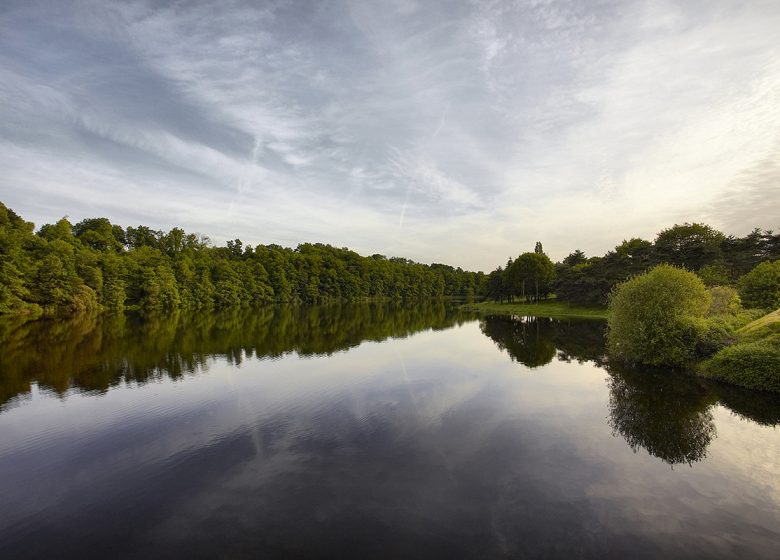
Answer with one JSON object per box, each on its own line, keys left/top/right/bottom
{"left": 607, "top": 265, "right": 711, "bottom": 366}
{"left": 0, "top": 202, "right": 482, "bottom": 318}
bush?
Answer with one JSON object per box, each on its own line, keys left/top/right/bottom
{"left": 694, "top": 318, "right": 730, "bottom": 358}
{"left": 698, "top": 264, "right": 732, "bottom": 287}
{"left": 607, "top": 264, "right": 711, "bottom": 366}
{"left": 707, "top": 286, "right": 741, "bottom": 316}
{"left": 701, "top": 338, "right": 780, "bottom": 393}
{"left": 739, "top": 260, "right": 780, "bottom": 310}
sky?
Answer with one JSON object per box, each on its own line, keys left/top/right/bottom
{"left": 1, "top": 0, "right": 778, "bottom": 271}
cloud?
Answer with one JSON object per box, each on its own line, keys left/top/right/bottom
{"left": 1, "top": 0, "right": 778, "bottom": 271}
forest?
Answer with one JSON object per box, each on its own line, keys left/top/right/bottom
{"left": 2, "top": 200, "right": 779, "bottom": 320}
{"left": 485, "top": 222, "right": 780, "bottom": 308}
{"left": 0, "top": 202, "right": 483, "bottom": 317}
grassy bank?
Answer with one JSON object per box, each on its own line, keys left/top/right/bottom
{"left": 461, "top": 300, "right": 608, "bottom": 320}
{"left": 699, "top": 308, "right": 780, "bottom": 393}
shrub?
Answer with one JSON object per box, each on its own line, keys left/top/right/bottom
{"left": 701, "top": 338, "right": 780, "bottom": 393}
{"left": 694, "top": 318, "right": 730, "bottom": 358}
{"left": 607, "top": 264, "right": 711, "bottom": 366}
{"left": 698, "top": 264, "right": 732, "bottom": 287}
{"left": 707, "top": 286, "right": 741, "bottom": 316}
{"left": 738, "top": 260, "right": 780, "bottom": 310}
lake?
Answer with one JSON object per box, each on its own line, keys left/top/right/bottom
{"left": 1, "top": 303, "right": 779, "bottom": 559}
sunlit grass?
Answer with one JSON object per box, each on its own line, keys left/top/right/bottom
{"left": 461, "top": 300, "right": 607, "bottom": 319}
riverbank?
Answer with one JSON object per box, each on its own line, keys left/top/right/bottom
{"left": 461, "top": 300, "right": 608, "bottom": 319}
{"left": 699, "top": 308, "right": 780, "bottom": 393}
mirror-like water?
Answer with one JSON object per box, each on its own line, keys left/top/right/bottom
{"left": 1, "top": 304, "right": 779, "bottom": 559}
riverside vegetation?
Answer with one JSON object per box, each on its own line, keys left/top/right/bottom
{"left": 0, "top": 202, "right": 483, "bottom": 316}
{"left": 2, "top": 201, "right": 779, "bottom": 392}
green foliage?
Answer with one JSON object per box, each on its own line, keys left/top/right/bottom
{"left": 654, "top": 223, "right": 724, "bottom": 271}
{"left": 701, "top": 338, "right": 780, "bottom": 393}
{"left": 697, "top": 264, "right": 732, "bottom": 287}
{"left": 738, "top": 260, "right": 780, "bottom": 310}
{"left": 607, "top": 265, "right": 711, "bottom": 366}
{"left": 73, "top": 217, "right": 124, "bottom": 252}
{"left": 707, "top": 286, "right": 741, "bottom": 316}
{"left": 549, "top": 224, "right": 780, "bottom": 308}
{"left": 553, "top": 238, "right": 656, "bottom": 307}
{"left": 737, "top": 308, "right": 780, "bottom": 339}
{"left": 0, "top": 202, "right": 483, "bottom": 319}
{"left": 505, "top": 251, "right": 555, "bottom": 302}
{"left": 706, "top": 308, "right": 763, "bottom": 335}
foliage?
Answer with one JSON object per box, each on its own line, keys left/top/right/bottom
{"left": 504, "top": 250, "right": 555, "bottom": 302}
{"left": 549, "top": 224, "right": 780, "bottom": 308}
{"left": 607, "top": 265, "right": 712, "bottom": 366}
{"left": 738, "top": 260, "right": 780, "bottom": 310}
{"left": 654, "top": 223, "right": 724, "bottom": 271}
{"left": 697, "top": 264, "right": 732, "bottom": 287}
{"left": 552, "top": 238, "right": 655, "bottom": 307}
{"left": 737, "top": 308, "right": 780, "bottom": 340}
{"left": 700, "top": 338, "right": 780, "bottom": 393}
{"left": 707, "top": 286, "right": 741, "bottom": 316}
{"left": 0, "top": 202, "right": 483, "bottom": 318}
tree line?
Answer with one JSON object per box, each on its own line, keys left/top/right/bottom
{"left": 0, "top": 202, "right": 484, "bottom": 317}
{"left": 485, "top": 223, "right": 780, "bottom": 307}
{"left": 4, "top": 199, "right": 777, "bottom": 318}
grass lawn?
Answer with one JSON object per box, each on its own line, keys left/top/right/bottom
{"left": 461, "top": 300, "right": 608, "bottom": 320}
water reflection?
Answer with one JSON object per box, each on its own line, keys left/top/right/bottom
{"left": 606, "top": 363, "right": 717, "bottom": 465}
{"left": 479, "top": 314, "right": 780, "bottom": 466}
{"left": 479, "top": 315, "right": 607, "bottom": 367}
{"left": 479, "top": 315, "right": 558, "bottom": 368}
{"left": 2, "top": 308, "right": 780, "bottom": 558}
{"left": 0, "top": 302, "right": 472, "bottom": 411}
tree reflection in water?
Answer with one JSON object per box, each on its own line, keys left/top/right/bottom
{"left": 479, "top": 314, "right": 779, "bottom": 466}
{"left": 3, "top": 309, "right": 779, "bottom": 468}
{"left": 0, "top": 302, "right": 472, "bottom": 411}
{"left": 479, "top": 315, "right": 558, "bottom": 368}
{"left": 479, "top": 315, "right": 607, "bottom": 368}
{"left": 606, "top": 363, "right": 717, "bottom": 465}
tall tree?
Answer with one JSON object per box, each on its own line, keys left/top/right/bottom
{"left": 654, "top": 223, "right": 724, "bottom": 271}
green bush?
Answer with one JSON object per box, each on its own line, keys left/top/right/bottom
{"left": 707, "top": 286, "right": 741, "bottom": 316}
{"left": 694, "top": 318, "right": 730, "bottom": 358}
{"left": 607, "top": 264, "right": 711, "bottom": 366}
{"left": 698, "top": 264, "right": 732, "bottom": 287}
{"left": 739, "top": 260, "right": 780, "bottom": 310}
{"left": 701, "top": 338, "right": 780, "bottom": 393}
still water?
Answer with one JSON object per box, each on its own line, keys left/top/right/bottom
{"left": 1, "top": 303, "right": 779, "bottom": 559}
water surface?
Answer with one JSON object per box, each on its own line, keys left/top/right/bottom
{"left": 1, "top": 304, "right": 779, "bottom": 558}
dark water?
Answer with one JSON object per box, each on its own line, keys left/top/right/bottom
{"left": 1, "top": 304, "right": 779, "bottom": 559}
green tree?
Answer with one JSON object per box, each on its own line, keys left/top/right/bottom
{"left": 562, "top": 249, "right": 586, "bottom": 267}
{"left": 738, "top": 260, "right": 780, "bottom": 310}
{"left": 507, "top": 252, "right": 555, "bottom": 302}
{"left": 654, "top": 223, "right": 724, "bottom": 271}
{"left": 0, "top": 203, "right": 37, "bottom": 314}
{"left": 697, "top": 263, "right": 732, "bottom": 287}
{"left": 73, "top": 217, "right": 124, "bottom": 252}
{"left": 607, "top": 264, "right": 711, "bottom": 366}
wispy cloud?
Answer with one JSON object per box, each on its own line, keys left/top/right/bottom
{"left": 1, "top": 0, "right": 778, "bottom": 270}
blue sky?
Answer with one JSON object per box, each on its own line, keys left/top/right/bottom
{"left": 1, "top": 0, "right": 778, "bottom": 270}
